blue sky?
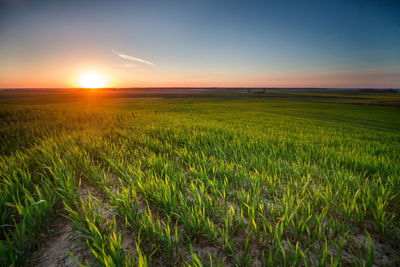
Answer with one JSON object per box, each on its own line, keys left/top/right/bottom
{"left": 1, "top": 0, "right": 399, "bottom": 88}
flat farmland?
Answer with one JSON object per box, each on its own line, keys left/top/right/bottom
{"left": 1, "top": 89, "right": 399, "bottom": 266}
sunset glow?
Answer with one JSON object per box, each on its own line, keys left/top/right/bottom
{"left": 0, "top": 1, "right": 399, "bottom": 88}
{"left": 78, "top": 72, "right": 106, "bottom": 88}
{"left": 1, "top": 1, "right": 400, "bottom": 265}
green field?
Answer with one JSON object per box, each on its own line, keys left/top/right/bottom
{"left": 1, "top": 90, "right": 400, "bottom": 266}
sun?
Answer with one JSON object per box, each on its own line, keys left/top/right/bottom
{"left": 79, "top": 72, "right": 106, "bottom": 88}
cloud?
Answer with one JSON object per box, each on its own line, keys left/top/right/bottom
{"left": 112, "top": 49, "right": 154, "bottom": 66}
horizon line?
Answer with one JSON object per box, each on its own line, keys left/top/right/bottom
{"left": 1, "top": 87, "right": 400, "bottom": 90}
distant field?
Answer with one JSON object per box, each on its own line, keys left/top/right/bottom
{"left": 1, "top": 89, "right": 399, "bottom": 266}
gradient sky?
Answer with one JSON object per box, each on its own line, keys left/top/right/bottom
{"left": 1, "top": 0, "right": 400, "bottom": 88}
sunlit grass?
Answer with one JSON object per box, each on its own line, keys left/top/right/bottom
{"left": 0, "top": 92, "right": 399, "bottom": 266}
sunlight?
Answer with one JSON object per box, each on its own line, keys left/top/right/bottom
{"left": 79, "top": 72, "right": 106, "bottom": 88}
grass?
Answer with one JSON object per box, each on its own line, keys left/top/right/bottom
{"left": 0, "top": 89, "right": 399, "bottom": 266}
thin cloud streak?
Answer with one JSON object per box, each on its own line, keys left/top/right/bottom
{"left": 112, "top": 49, "right": 155, "bottom": 66}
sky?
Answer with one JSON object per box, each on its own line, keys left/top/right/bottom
{"left": 0, "top": 0, "right": 400, "bottom": 88}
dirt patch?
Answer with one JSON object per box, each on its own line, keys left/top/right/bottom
{"left": 32, "top": 219, "right": 94, "bottom": 267}
{"left": 32, "top": 180, "right": 116, "bottom": 267}
{"left": 352, "top": 232, "right": 400, "bottom": 266}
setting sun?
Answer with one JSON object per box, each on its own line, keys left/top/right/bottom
{"left": 79, "top": 72, "right": 106, "bottom": 88}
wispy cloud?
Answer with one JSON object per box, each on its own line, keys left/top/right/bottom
{"left": 112, "top": 49, "right": 154, "bottom": 66}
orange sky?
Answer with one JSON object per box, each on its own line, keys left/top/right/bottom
{"left": 1, "top": 63, "right": 399, "bottom": 89}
